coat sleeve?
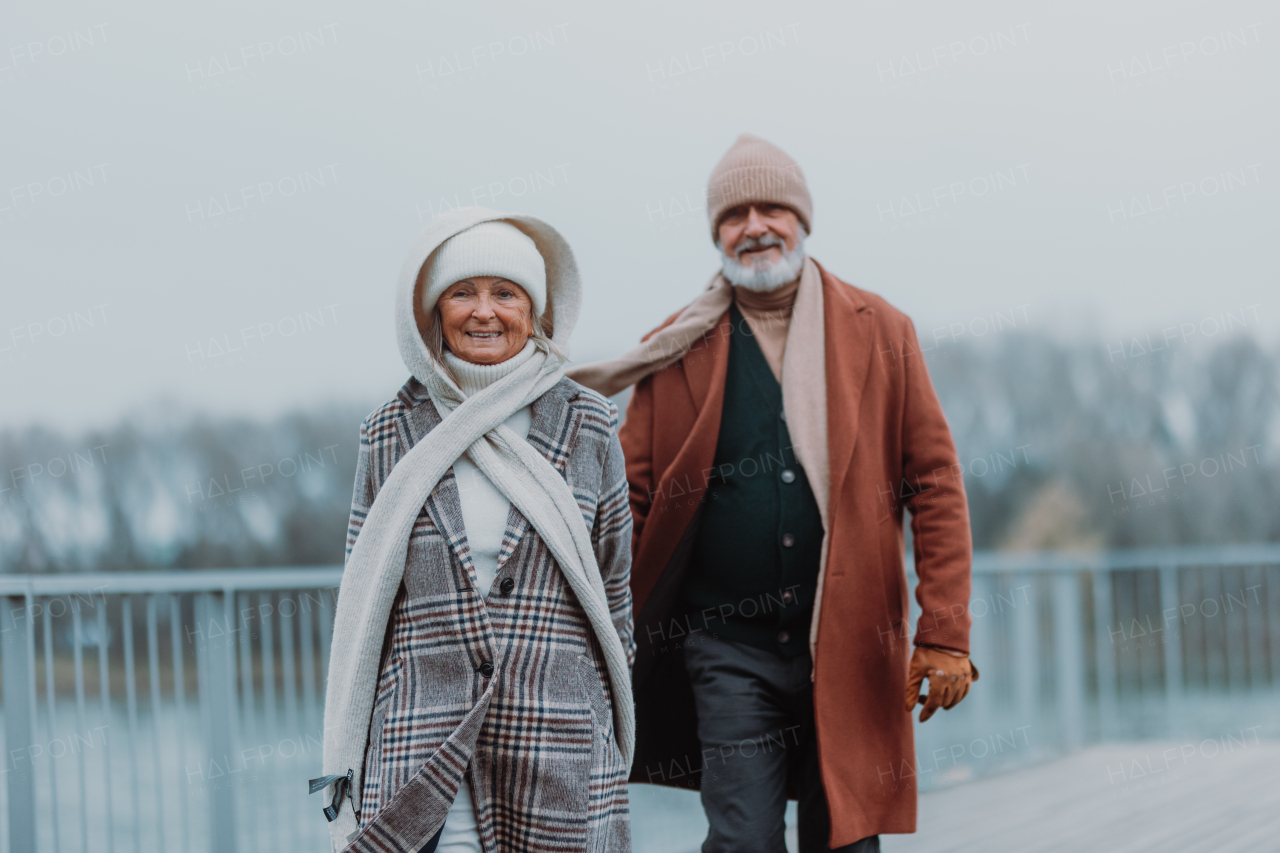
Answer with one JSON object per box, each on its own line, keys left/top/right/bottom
{"left": 617, "top": 374, "right": 656, "bottom": 552}
{"left": 900, "top": 320, "right": 973, "bottom": 655}
{"left": 345, "top": 419, "right": 375, "bottom": 564}
{"left": 594, "top": 402, "right": 636, "bottom": 669}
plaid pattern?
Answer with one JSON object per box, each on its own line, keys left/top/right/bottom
{"left": 343, "top": 376, "right": 635, "bottom": 853}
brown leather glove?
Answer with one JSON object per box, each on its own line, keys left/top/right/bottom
{"left": 905, "top": 645, "right": 979, "bottom": 722}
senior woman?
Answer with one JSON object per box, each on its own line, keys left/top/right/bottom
{"left": 315, "top": 208, "right": 635, "bottom": 853}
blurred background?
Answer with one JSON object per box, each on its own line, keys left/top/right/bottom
{"left": 1, "top": 0, "right": 1277, "bottom": 851}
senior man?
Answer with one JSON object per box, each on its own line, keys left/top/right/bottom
{"left": 570, "top": 134, "right": 977, "bottom": 852}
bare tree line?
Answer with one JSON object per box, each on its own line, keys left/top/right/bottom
{"left": 0, "top": 405, "right": 365, "bottom": 572}
{"left": 931, "top": 332, "right": 1279, "bottom": 550}
{"left": 1, "top": 334, "right": 1276, "bottom": 573}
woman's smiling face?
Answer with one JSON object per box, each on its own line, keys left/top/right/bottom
{"left": 436, "top": 276, "right": 534, "bottom": 365}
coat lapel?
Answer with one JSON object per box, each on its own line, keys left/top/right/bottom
{"left": 426, "top": 471, "right": 475, "bottom": 579}
{"left": 633, "top": 313, "right": 730, "bottom": 589}
{"left": 682, "top": 310, "right": 732, "bottom": 415}
{"left": 818, "top": 263, "right": 875, "bottom": 508}
{"left": 396, "top": 382, "right": 475, "bottom": 579}
{"left": 496, "top": 379, "right": 581, "bottom": 569}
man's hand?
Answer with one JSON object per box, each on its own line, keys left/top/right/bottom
{"left": 904, "top": 645, "right": 979, "bottom": 722}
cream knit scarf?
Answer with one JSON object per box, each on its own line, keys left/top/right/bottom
{"left": 422, "top": 343, "right": 634, "bottom": 755}
{"left": 568, "top": 257, "right": 831, "bottom": 658}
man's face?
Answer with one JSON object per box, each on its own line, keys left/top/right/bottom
{"left": 716, "top": 203, "right": 802, "bottom": 268}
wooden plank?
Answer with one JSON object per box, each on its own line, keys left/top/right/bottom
{"left": 881, "top": 741, "right": 1280, "bottom": 853}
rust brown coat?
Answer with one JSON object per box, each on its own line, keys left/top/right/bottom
{"left": 618, "top": 262, "right": 973, "bottom": 846}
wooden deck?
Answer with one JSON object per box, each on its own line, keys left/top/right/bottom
{"left": 882, "top": 740, "right": 1280, "bottom": 853}
{"left": 631, "top": 740, "right": 1280, "bottom": 853}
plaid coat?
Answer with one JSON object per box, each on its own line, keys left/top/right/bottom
{"left": 343, "top": 375, "right": 635, "bottom": 853}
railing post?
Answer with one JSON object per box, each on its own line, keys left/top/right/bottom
{"left": 72, "top": 599, "right": 90, "bottom": 853}
{"left": 1091, "top": 570, "right": 1118, "bottom": 740}
{"left": 1245, "top": 565, "right": 1267, "bottom": 689}
{"left": 1159, "top": 564, "right": 1185, "bottom": 735}
{"left": 97, "top": 599, "right": 116, "bottom": 853}
{"left": 237, "top": 592, "right": 259, "bottom": 853}
{"left": 196, "top": 593, "right": 238, "bottom": 853}
{"left": 300, "top": 594, "right": 317, "bottom": 741}
{"left": 122, "top": 596, "right": 143, "bottom": 853}
{"left": 1011, "top": 574, "right": 1038, "bottom": 732}
{"left": 1052, "top": 573, "right": 1085, "bottom": 749}
{"left": 1269, "top": 565, "right": 1280, "bottom": 690}
{"left": 221, "top": 589, "right": 244, "bottom": 853}
{"left": 2, "top": 595, "right": 37, "bottom": 853}
{"left": 145, "top": 596, "right": 168, "bottom": 853}
{"left": 967, "top": 575, "right": 995, "bottom": 728}
{"left": 168, "top": 594, "right": 191, "bottom": 851}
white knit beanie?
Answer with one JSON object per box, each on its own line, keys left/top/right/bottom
{"left": 422, "top": 221, "right": 548, "bottom": 317}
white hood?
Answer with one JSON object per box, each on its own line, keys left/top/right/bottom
{"left": 396, "top": 207, "right": 581, "bottom": 386}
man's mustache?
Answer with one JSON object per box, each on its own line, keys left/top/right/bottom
{"left": 734, "top": 234, "right": 786, "bottom": 259}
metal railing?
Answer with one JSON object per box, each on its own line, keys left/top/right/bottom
{"left": 905, "top": 543, "right": 1280, "bottom": 790}
{"left": 0, "top": 569, "right": 341, "bottom": 853}
{"left": 2, "top": 546, "right": 1279, "bottom": 850}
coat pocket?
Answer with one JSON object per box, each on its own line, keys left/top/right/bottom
{"left": 576, "top": 652, "right": 614, "bottom": 744}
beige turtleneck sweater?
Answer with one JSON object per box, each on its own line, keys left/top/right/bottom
{"left": 733, "top": 277, "right": 800, "bottom": 383}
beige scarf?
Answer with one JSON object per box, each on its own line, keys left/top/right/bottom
{"left": 567, "top": 257, "right": 832, "bottom": 658}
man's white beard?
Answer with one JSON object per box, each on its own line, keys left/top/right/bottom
{"left": 718, "top": 233, "right": 807, "bottom": 291}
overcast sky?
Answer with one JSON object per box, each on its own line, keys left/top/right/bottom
{"left": 2, "top": 0, "right": 1276, "bottom": 429}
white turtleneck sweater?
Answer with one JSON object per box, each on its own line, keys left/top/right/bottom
{"left": 442, "top": 343, "right": 535, "bottom": 598}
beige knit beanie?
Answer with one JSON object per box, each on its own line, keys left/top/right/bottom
{"left": 706, "top": 134, "right": 813, "bottom": 240}
{"left": 422, "top": 220, "right": 548, "bottom": 317}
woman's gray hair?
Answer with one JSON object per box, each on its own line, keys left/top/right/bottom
{"left": 425, "top": 305, "right": 566, "bottom": 384}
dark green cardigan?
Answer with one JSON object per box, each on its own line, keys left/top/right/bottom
{"left": 680, "top": 303, "right": 824, "bottom": 658}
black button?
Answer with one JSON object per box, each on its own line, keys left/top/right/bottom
{"left": 782, "top": 590, "right": 794, "bottom": 604}
{"left": 780, "top": 469, "right": 796, "bottom": 484}
{"left": 477, "top": 662, "right": 494, "bottom": 678}
{"left": 777, "top": 630, "right": 791, "bottom": 643}
{"left": 499, "top": 578, "right": 515, "bottom": 595}
{"left": 781, "top": 533, "right": 795, "bottom": 548}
